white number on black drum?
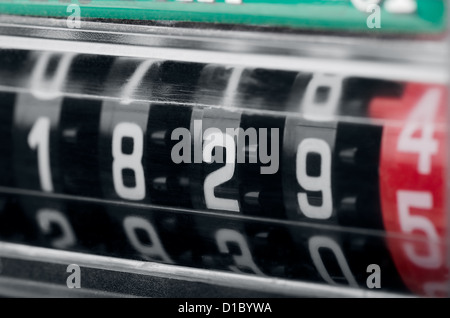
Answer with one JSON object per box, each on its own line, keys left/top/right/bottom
{"left": 190, "top": 108, "right": 242, "bottom": 213}
{"left": 99, "top": 102, "right": 150, "bottom": 201}
{"left": 104, "top": 205, "right": 197, "bottom": 266}
{"left": 13, "top": 52, "right": 72, "bottom": 192}
{"left": 98, "top": 59, "right": 158, "bottom": 202}
{"left": 282, "top": 117, "right": 337, "bottom": 222}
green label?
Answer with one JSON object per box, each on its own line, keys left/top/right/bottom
{"left": 0, "top": 0, "right": 446, "bottom": 34}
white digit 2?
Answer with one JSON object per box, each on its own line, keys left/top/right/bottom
{"left": 37, "top": 209, "right": 76, "bottom": 249}
{"left": 397, "top": 89, "right": 440, "bottom": 175}
{"left": 203, "top": 131, "right": 239, "bottom": 212}
{"left": 397, "top": 190, "right": 442, "bottom": 269}
{"left": 215, "top": 229, "right": 265, "bottom": 276}
{"left": 28, "top": 117, "right": 53, "bottom": 192}
{"left": 112, "top": 122, "right": 146, "bottom": 200}
{"left": 297, "top": 138, "right": 333, "bottom": 219}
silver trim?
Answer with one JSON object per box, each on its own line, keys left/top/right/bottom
{"left": 0, "top": 16, "right": 446, "bottom": 64}
{"left": 0, "top": 241, "right": 412, "bottom": 298}
{"left": 0, "top": 277, "right": 133, "bottom": 298}
{"left": 0, "top": 35, "right": 446, "bottom": 84}
{"left": 0, "top": 16, "right": 447, "bottom": 84}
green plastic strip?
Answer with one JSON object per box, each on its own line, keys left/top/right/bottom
{"left": 0, "top": 0, "right": 446, "bottom": 34}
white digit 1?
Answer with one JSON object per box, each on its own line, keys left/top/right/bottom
{"left": 397, "top": 89, "right": 440, "bottom": 175}
{"left": 397, "top": 190, "right": 442, "bottom": 269}
{"left": 112, "top": 122, "right": 146, "bottom": 200}
{"left": 203, "top": 130, "right": 239, "bottom": 212}
{"left": 37, "top": 209, "right": 76, "bottom": 249}
{"left": 308, "top": 236, "right": 358, "bottom": 287}
{"left": 123, "top": 216, "right": 173, "bottom": 264}
{"left": 28, "top": 117, "right": 53, "bottom": 192}
{"left": 297, "top": 138, "right": 333, "bottom": 219}
{"left": 215, "top": 229, "right": 265, "bottom": 276}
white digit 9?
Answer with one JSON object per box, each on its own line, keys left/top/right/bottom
{"left": 112, "top": 122, "right": 146, "bottom": 200}
{"left": 123, "top": 216, "right": 173, "bottom": 264}
{"left": 397, "top": 190, "right": 442, "bottom": 269}
{"left": 28, "top": 117, "right": 53, "bottom": 192}
{"left": 297, "top": 138, "right": 333, "bottom": 219}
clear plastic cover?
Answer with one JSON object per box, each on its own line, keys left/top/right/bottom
{"left": 0, "top": 0, "right": 448, "bottom": 298}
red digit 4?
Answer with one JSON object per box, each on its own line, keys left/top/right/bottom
{"left": 370, "top": 83, "right": 448, "bottom": 296}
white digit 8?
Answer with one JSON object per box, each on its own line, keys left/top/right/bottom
{"left": 112, "top": 122, "right": 146, "bottom": 200}
{"left": 296, "top": 138, "right": 333, "bottom": 219}
{"left": 397, "top": 190, "right": 442, "bottom": 269}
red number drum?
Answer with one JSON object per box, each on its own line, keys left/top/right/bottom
{"left": 370, "top": 83, "right": 448, "bottom": 297}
